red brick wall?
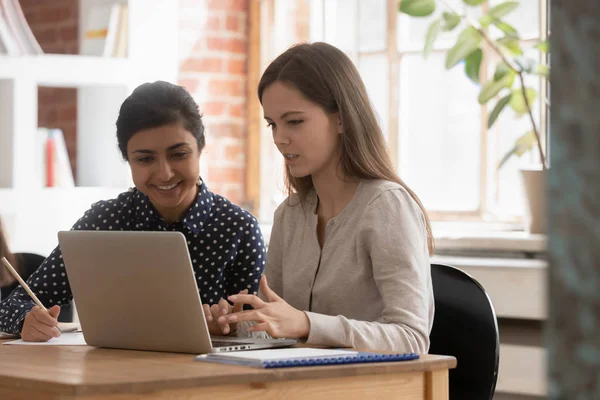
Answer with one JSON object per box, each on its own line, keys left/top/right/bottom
{"left": 20, "top": 0, "right": 79, "bottom": 179}
{"left": 18, "top": 0, "right": 251, "bottom": 202}
{"left": 178, "top": 0, "right": 249, "bottom": 206}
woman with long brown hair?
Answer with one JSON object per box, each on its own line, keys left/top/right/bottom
{"left": 217, "top": 42, "right": 434, "bottom": 353}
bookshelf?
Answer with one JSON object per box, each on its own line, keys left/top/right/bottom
{"left": 0, "top": 0, "right": 179, "bottom": 254}
{"left": 0, "top": 54, "right": 133, "bottom": 86}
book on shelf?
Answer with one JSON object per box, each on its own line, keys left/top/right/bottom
{"left": 9, "top": 0, "right": 43, "bottom": 54}
{"left": 0, "top": 5, "right": 18, "bottom": 55}
{"left": 0, "top": 0, "right": 43, "bottom": 55}
{"left": 0, "top": 0, "right": 21, "bottom": 55}
{"left": 113, "top": 3, "right": 128, "bottom": 58}
{"left": 81, "top": 2, "right": 128, "bottom": 57}
{"left": 36, "top": 128, "right": 75, "bottom": 188}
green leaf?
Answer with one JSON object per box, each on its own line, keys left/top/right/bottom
{"left": 478, "top": 78, "right": 509, "bottom": 104}
{"left": 497, "top": 131, "right": 537, "bottom": 169}
{"left": 399, "top": 0, "right": 435, "bottom": 17}
{"left": 493, "top": 62, "right": 511, "bottom": 81}
{"left": 487, "top": 94, "right": 512, "bottom": 129}
{"left": 503, "top": 70, "right": 516, "bottom": 88}
{"left": 514, "top": 56, "right": 536, "bottom": 73}
{"left": 497, "top": 145, "right": 516, "bottom": 169}
{"left": 465, "top": 49, "right": 483, "bottom": 83}
{"left": 535, "top": 39, "right": 550, "bottom": 53}
{"left": 424, "top": 19, "right": 442, "bottom": 58}
{"left": 493, "top": 20, "right": 519, "bottom": 38}
{"left": 489, "top": 1, "right": 520, "bottom": 19}
{"left": 479, "top": 15, "right": 493, "bottom": 27}
{"left": 463, "top": 0, "right": 485, "bottom": 5}
{"left": 514, "top": 131, "right": 537, "bottom": 156}
{"left": 445, "top": 27, "right": 482, "bottom": 69}
{"left": 535, "top": 64, "right": 550, "bottom": 78}
{"left": 510, "top": 87, "right": 537, "bottom": 115}
{"left": 498, "top": 37, "right": 523, "bottom": 55}
{"left": 441, "top": 12, "right": 461, "bottom": 31}
{"left": 491, "top": 64, "right": 516, "bottom": 88}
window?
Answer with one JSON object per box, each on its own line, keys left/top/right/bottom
{"left": 256, "top": 0, "right": 548, "bottom": 227}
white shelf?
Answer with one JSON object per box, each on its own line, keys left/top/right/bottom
{"left": 0, "top": 0, "right": 179, "bottom": 189}
{"left": 0, "top": 187, "right": 128, "bottom": 255}
{"left": 434, "top": 231, "right": 547, "bottom": 253}
{"left": 432, "top": 254, "right": 547, "bottom": 320}
{"left": 0, "top": 186, "right": 129, "bottom": 208}
{"left": 0, "top": 0, "right": 179, "bottom": 254}
{"left": 497, "top": 344, "right": 547, "bottom": 396}
{"left": 0, "top": 54, "right": 133, "bottom": 87}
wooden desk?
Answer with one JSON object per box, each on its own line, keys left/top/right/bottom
{"left": 0, "top": 341, "right": 456, "bottom": 400}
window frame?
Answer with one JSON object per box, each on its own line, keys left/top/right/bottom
{"left": 247, "top": 0, "right": 549, "bottom": 225}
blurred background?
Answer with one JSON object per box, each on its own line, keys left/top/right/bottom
{"left": 0, "top": 1, "right": 553, "bottom": 399}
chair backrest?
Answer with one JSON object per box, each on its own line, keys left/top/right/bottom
{"left": 0, "top": 252, "right": 45, "bottom": 301}
{"left": 1, "top": 253, "right": 74, "bottom": 323}
{"left": 429, "top": 263, "right": 500, "bottom": 400}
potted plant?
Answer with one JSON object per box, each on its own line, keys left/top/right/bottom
{"left": 399, "top": 0, "right": 550, "bottom": 233}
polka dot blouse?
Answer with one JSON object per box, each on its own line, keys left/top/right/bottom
{"left": 0, "top": 181, "right": 266, "bottom": 334}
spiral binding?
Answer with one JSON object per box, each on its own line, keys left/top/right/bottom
{"left": 262, "top": 352, "right": 419, "bottom": 369}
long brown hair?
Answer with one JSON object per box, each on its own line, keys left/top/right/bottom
{"left": 258, "top": 42, "right": 434, "bottom": 254}
{"left": 0, "top": 217, "right": 19, "bottom": 286}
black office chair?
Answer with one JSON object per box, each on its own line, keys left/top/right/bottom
{"left": 0, "top": 252, "right": 74, "bottom": 323}
{"left": 429, "top": 263, "right": 499, "bottom": 400}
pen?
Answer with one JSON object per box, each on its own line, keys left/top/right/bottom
{"left": 1, "top": 256, "right": 62, "bottom": 333}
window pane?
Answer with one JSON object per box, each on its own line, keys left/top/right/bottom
{"left": 358, "top": 54, "right": 389, "bottom": 139}
{"left": 272, "top": 0, "right": 299, "bottom": 53}
{"left": 397, "top": 0, "right": 481, "bottom": 51}
{"left": 398, "top": 53, "right": 482, "bottom": 212}
{"left": 322, "top": 0, "right": 358, "bottom": 54}
{"left": 358, "top": 0, "right": 387, "bottom": 52}
{"left": 488, "top": 48, "right": 542, "bottom": 217}
{"left": 309, "top": 0, "right": 325, "bottom": 41}
{"left": 489, "top": 0, "right": 540, "bottom": 39}
{"left": 259, "top": 126, "right": 287, "bottom": 223}
{"left": 259, "top": 0, "right": 313, "bottom": 222}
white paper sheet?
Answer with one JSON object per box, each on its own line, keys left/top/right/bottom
{"left": 0, "top": 322, "right": 80, "bottom": 341}
{"left": 206, "top": 347, "right": 358, "bottom": 361}
{"left": 3, "top": 332, "right": 87, "bottom": 346}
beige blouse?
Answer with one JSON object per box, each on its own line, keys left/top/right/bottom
{"left": 263, "top": 179, "right": 434, "bottom": 353}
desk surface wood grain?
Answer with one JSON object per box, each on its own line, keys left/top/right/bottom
{"left": 0, "top": 340, "right": 456, "bottom": 397}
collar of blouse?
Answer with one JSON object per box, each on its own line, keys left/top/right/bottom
{"left": 131, "top": 181, "right": 215, "bottom": 234}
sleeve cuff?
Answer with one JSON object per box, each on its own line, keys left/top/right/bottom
{"left": 7, "top": 308, "right": 30, "bottom": 336}
{"left": 305, "top": 311, "right": 348, "bottom": 347}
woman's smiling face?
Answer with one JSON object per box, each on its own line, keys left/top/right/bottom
{"left": 126, "top": 122, "right": 200, "bottom": 223}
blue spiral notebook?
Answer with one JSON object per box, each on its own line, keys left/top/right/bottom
{"left": 195, "top": 347, "right": 419, "bottom": 368}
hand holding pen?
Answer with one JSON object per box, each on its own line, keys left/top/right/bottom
{"left": 1, "top": 257, "right": 61, "bottom": 342}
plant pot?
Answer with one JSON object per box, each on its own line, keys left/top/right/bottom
{"left": 520, "top": 168, "right": 547, "bottom": 234}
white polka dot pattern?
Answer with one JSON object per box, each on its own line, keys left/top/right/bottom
{"left": 0, "top": 183, "right": 266, "bottom": 334}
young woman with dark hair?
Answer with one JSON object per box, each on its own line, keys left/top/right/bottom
{"left": 0, "top": 81, "right": 265, "bottom": 341}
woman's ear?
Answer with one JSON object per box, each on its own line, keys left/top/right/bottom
{"left": 336, "top": 116, "right": 344, "bottom": 135}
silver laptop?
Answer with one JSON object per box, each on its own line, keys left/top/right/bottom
{"left": 57, "top": 230, "right": 296, "bottom": 354}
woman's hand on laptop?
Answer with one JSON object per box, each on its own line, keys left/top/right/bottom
{"left": 219, "top": 275, "right": 310, "bottom": 339}
{"left": 21, "top": 305, "right": 61, "bottom": 342}
{"left": 202, "top": 289, "right": 248, "bottom": 336}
